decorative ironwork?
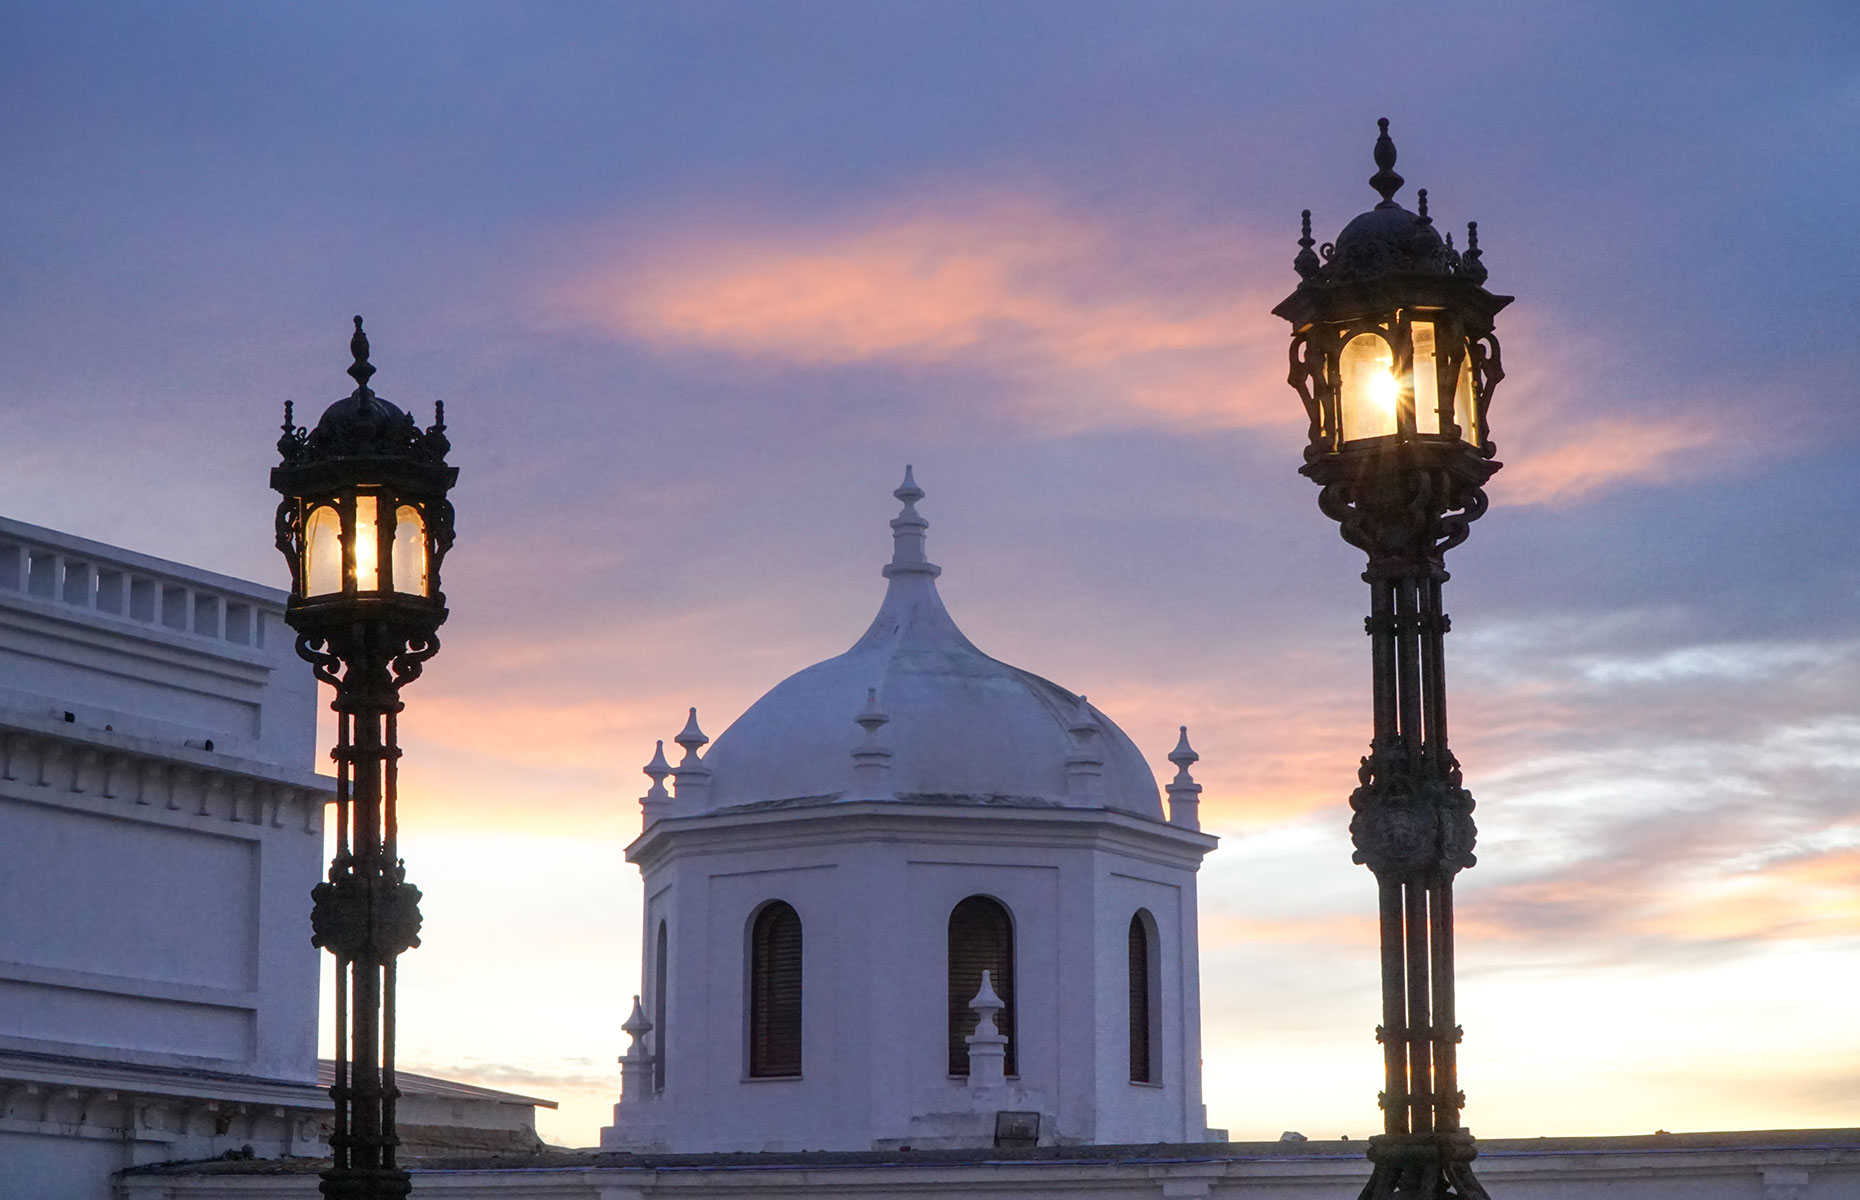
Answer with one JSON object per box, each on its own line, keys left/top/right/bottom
{"left": 271, "top": 317, "right": 458, "bottom": 1200}
{"left": 1274, "top": 122, "right": 1513, "bottom": 1200}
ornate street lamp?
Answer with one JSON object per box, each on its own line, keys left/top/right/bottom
{"left": 1273, "top": 121, "right": 1510, "bottom": 1200}
{"left": 272, "top": 317, "right": 457, "bottom": 1200}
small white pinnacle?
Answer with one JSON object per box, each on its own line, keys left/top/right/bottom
{"left": 970, "top": 969, "right": 1003, "bottom": 1013}
{"left": 644, "top": 740, "right": 672, "bottom": 783}
{"left": 1169, "top": 725, "right": 1199, "bottom": 772}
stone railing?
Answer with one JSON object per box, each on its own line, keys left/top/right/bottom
{"left": 0, "top": 518, "right": 283, "bottom": 651}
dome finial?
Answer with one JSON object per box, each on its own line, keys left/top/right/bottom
{"left": 895, "top": 464, "right": 923, "bottom": 509}
{"left": 347, "top": 315, "right": 376, "bottom": 392}
{"left": 671, "top": 709, "right": 712, "bottom": 807}
{"left": 1169, "top": 726, "right": 1199, "bottom": 774}
{"left": 644, "top": 740, "right": 672, "bottom": 793}
{"left": 674, "top": 708, "right": 708, "bottom": 761}
{"left": 640, "top": 739, "right": 674, "bottom": 825}
{"left": 1166, "top": 726, "right": 1202, "bottom": 830}
{"left": 1369, "top": 117, "right": 1404, "bottom": 208}
{"left": 883, "top": 464, "right": 940, "bottom": 579}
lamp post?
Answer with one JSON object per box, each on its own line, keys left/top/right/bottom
{"left": 272, "top": 318, "right": 457, "bottom": 1200}
{"left": 1273, "top": 121, "right": 1510, "bottom": 1200}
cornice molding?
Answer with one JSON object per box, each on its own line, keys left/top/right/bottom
{"left": 628, "top": 800, "right": 1217, "bottom": 873}
{"left": 0, "top": 717, "right": 330, "bottom": 834}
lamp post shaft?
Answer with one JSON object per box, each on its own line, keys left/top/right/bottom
{"left": 319, "top": 656, "right": 415, "bottom": 1199}
{"left": 1317, "top": 452, "right": 1490, "bottom": 1199}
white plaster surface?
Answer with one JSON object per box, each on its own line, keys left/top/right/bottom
{"left": 0, "top": 516, "right": 333, "bottom": 1200}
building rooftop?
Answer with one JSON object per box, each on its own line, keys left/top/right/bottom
{"left": 127, "top": 1127, "right": 1860, "bottom": 1176}
{"left": 315, "top": 1061, "right": 557, "bottom": 1110}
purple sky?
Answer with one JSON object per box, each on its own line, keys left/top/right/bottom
{"left": 5, "top": 2, "right": 1859, "bottom": 1144}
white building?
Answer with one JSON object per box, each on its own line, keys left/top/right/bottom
{"left": 118, "top": 474, "right": 1860, "bottom": 1199}
{"left": 0, "top": 516, "right": 333, "bottom": 1200}
{"left": 602, "top": 469, "right": 1219, "bottom": 1153}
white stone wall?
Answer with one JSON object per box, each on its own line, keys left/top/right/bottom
{"left": 0, "top": 516, "right": 332, "bottom": 1200}
{"left": 605, "top": 802, "right": 1216, "bottom": 1153}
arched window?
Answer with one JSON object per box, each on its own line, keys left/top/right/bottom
{"left": 1129, "top": 909, "right": 1161, "bottom": 1083}
{"left": 653, "top": 920, "right": 669, "bottom": 1092}
{"left": 747, "top": 901, "right": 803, "bottom": 1077}
{"left": 948, "top": 896, "right": 1015, "bottom": 1077}
{"left": 303, "top": 506, "right": 342, "bottom": 596}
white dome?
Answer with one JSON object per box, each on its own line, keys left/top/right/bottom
{"left": 697, "top": 470, "right": 1164, "bottom": 819}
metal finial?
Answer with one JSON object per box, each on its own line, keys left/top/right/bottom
{"left": 1369, "top": 117, "right": 1404, "bottom": 207}
{"left": 1461, "top": 220, "right": 1488, "bottom": 284}
{"left": 1416, "top": 188, "right": 1430, "bottom": 224}
{"left": 347, "top": 315, "right": 376, "bottom": 391}
{"left": 276, "top": 398, "right": 304, "bottom": 462}
{"left": 1293, "top": 208, "right": 1321, "bottom": 279}
{"left": 432, "top": 399, "right": 446, "bottom": 432}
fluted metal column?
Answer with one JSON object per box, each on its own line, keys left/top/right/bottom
{"left": 1314, "top": 445, "right": 1492, "bottom": 1200}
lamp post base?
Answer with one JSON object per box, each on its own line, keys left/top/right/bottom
{"left": 1359, "top": 1131, "right": 1490, "bottom": 1200}
{"left": 319, "top": 1167, "right": 412, "bottom": 1200}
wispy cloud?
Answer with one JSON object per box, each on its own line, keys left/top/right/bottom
{"left": 1481, "top": 313, "right": 1774, "bottom": 507}
{"left": 1497, "top": 415, "right": 1725, "bottom": 507}
{"left": 534, "top": 189, "right": 1295, "bottom": 434}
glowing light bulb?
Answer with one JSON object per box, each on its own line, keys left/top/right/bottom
{"left": 354, "top": 496, "right": 380, "bottom": 590}
{"left": 1368, "top": 358, "right": 1399, "bottom": 414}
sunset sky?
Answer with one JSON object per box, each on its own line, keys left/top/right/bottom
{"left": 5, "top": 2, "right": 1859, "bottom": 1146}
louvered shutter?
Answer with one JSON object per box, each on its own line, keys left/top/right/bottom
{"left": 1128, "top": 913, "right": 1152, "bottom": 1082}
{"left": 749, "top": 902, "right": 803, "bottom": 1077}
{"left": 947, "top": 896, "right": 1015, "bottom": 1077}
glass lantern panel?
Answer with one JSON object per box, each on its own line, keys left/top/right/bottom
{"left": 353, "top": 495, "right": 380, "bottom": 591}
{"left": 304, "top": 506, "right": 342, "bottom": 597}
{"left": 1412, "top": 321, "right": 1441, "bottom": 435}
{"left": 1454, "top": 350, "right": 1480, "bottom": 445}
{"left": 392, "top": 506, "right": 427, "bottom": 596}
{"left": 1339, "top": 333, "right": 1399, "bottom": 441}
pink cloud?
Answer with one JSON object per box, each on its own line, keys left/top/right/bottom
{"left": 535, "top": 190, "right": 1293, "bottom": 433}
{"left": 1497, "top": 415, "right": 1728, "bottom": 507}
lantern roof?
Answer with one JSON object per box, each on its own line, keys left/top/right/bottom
{"left": 1289, "top": 119, "right": 1489, "bottom": 289}
{"left": 276, "top": 317, "right": 451, "bottom": 472}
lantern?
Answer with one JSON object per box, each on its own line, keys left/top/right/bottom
{"left": 272, "top": 317, "right": 455, "bottom": 664}
{"left": 1274, "top": 120, "right": 1510, "bottom": 472}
